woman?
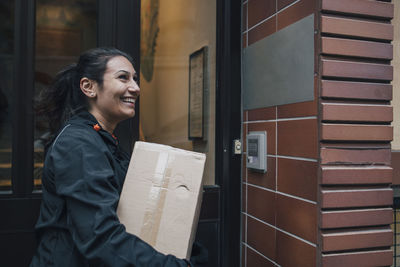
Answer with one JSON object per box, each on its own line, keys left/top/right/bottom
{"left": 30, "top": 47, "right": 205, "bottom": 266}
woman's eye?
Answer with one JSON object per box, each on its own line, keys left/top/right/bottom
{"left": 133, "top": 75, "right": 138, "bottom": 82}
{"left": 119, "top": 75, "right": 128, "bottom": 80}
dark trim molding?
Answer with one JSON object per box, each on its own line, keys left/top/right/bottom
{"left": 97, "top": 0, "right": 116, "bottom": 47}
{"left": 199, "top": 185, "right": 220, "bottom": 221}
{"left": 197, "top": 185, "right": 221, "bottom": 267}
{"left": 12, "top": 0, "right": 35, "bottom": 195}
{"left": 216, "top": 0, "right": 242, "bottom": 266}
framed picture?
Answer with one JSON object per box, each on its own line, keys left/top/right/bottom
{"left": 188, "top": 47, "right": 207, "bottom": 140}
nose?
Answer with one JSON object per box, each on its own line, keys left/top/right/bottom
{"left": 128, "top": 79, "right": 140, "bottom": 95}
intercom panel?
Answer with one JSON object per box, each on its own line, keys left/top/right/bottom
{"left": 246, "top": 131, "right": 267, "bottom": 173}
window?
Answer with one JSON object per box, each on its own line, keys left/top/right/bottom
{"left": 33, "top": 0, "right": 97, "bottom": 190}
{"left": 139, "top": 0, "right": 217, "bottom": 185}
{"left": 0, "top": 0, "right": 97, "bottom": 193}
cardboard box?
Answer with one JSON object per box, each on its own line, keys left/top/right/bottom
{"left": 117, "top": 141, "right": 206, "bottom": 259}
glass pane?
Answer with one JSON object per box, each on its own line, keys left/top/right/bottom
{"left": 0, "top": 1, "right": 14, "bottom": 191}
{"left": 34, "top": 0, "right": 97, "bottom": 189}
{"left": 140, "top": 0, "right": 216, "bottom": 185}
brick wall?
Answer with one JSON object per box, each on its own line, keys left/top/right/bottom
{"left": 319, "top": 0, "right": 393, "bottom": 265}
{"left": 242, "top": 0, "right": 394, "bottom": 266}
{"left": 242, "top": 0, "right": 318, "bottom": 266}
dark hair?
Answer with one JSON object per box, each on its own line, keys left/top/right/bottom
{"left": 36, "top": 47, "right": 134, "bottom": 133}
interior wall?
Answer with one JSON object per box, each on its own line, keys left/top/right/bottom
{"left": 140, "top": 0, "right": 216, "bottom": 185}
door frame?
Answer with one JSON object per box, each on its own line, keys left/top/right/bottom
{"left": 215, "top": 0, "right": 242, "bottom": 266}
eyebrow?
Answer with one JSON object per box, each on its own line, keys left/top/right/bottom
{"left": 114, "top": 70, "right": 131, "bottom": 75}
{"left": 114, "top": 70, "right": 138, "bottom": 78}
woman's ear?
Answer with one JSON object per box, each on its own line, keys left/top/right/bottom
{"left": 80, "top": 77, "right": 97, "bottom": 98}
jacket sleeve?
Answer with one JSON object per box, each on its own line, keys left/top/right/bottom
{"left": 49, "top": 127, "right": 189, "bottom": 267}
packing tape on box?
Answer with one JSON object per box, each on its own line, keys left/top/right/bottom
{"left": 140, "top": 151, "right": 171, "bottom": 246}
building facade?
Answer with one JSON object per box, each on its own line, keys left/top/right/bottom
{"left": 0, "top": 0, "right": 397, "bottom": 266}
{"left": 242, "top": 0, "right": 396, "bottom": 266}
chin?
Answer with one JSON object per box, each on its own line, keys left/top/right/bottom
{"left": 125, "top": 111, "right": 136, "bottom": 119}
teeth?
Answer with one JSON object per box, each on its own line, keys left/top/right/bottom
{"left": 122, "top": 98, "right": 135, "bottom": 103}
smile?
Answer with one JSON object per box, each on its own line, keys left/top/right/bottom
{"left": 121, "top": 97, "right": 136, "bottom": 104}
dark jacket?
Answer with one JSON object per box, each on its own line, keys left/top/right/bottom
{"left": 30, "top": 111, "right": 189, "bottom": 267}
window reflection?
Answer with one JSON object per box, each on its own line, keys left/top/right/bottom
{"left": 34, "top": 0, "right": 97, "bottom": 189}
{"left": 0, "top": 1, "right": 14, "bottom": 191}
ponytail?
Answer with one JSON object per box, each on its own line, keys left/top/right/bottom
{"left": 35, "top": 63, "right": 85, "bottom": 133}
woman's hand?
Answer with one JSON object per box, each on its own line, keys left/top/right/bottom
{"left": 189, "top": 242, "right": 208, "bottom": 266}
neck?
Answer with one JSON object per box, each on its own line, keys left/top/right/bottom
{"left": 89, "top": 110, "right": 117, "bottom": 133}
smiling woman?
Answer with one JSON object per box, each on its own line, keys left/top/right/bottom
{"left": 30, "top": 47, "right": 202, "bottom": 266}
{"left": 81, "top": 56, "right": 140, "bottom": 133}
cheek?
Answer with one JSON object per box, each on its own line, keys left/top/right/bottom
{"left": 112, "top": 88, "right": 125, "bottom": 100}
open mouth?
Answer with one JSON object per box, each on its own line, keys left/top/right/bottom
{"left": 121, "top": 97, "right": 136, "bottom": 105}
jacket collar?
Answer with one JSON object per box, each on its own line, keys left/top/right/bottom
{"left": 68, "top": 110, "right": 119, "bottom": 148}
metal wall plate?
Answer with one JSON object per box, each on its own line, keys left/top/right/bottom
{"left": 243, "top": 14, "right": 314, "bottom": 110}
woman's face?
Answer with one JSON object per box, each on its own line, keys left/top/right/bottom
{"left": 90, "top": 56, "right": 140, "bottom": 125}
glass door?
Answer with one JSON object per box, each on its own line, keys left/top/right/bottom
{"left": 0, "top": 1, "right": 140, "bottom": 265}
{"left": 0, "top": 0, "right": 98, "bottom": 194}
{"left": 139, "top": 3, "right": 219, "bottom": 264}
